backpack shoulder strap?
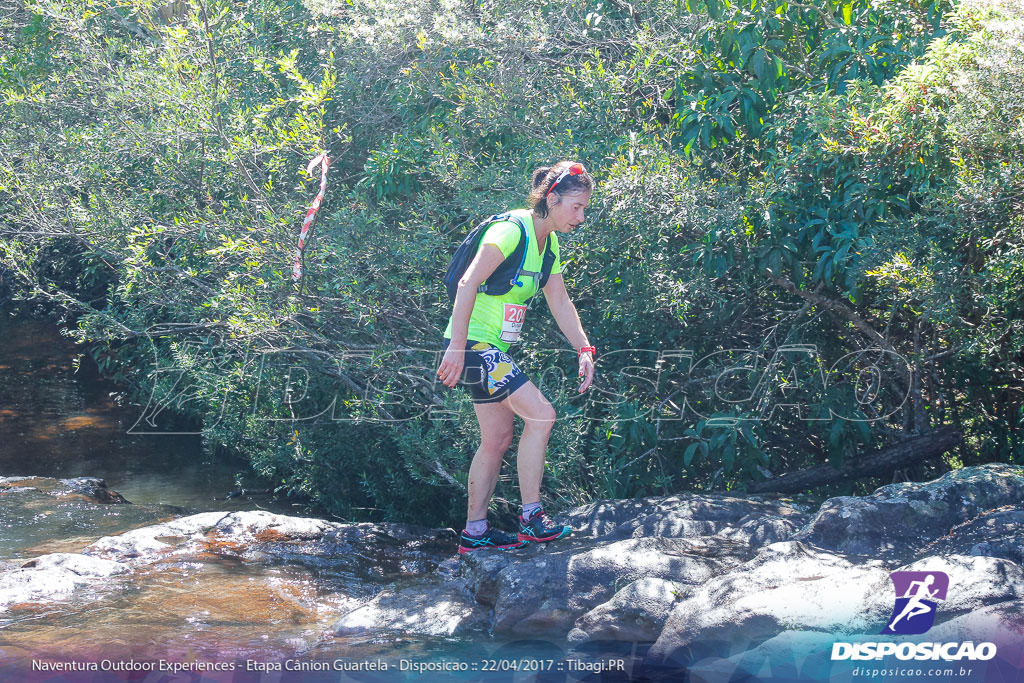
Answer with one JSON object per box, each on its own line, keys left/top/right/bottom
{"left": 517, "top": 229, "right": 558, "bottom": 281}
{"left": 476, "top": 213, "right": 529, "bottom": 293}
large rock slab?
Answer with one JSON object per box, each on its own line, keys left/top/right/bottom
{"left": 564, "top": 492, "right": 809, "bottom": 546}
{"left": 569, "top": 577, "right": 682, "bottom": 644}
{"left": 793, "top": 464, "right": 1024, "bottom": 561}
{"left": 647, "top": 541, "right": 892, "bottom": 664}
{"left": 0, "top": 553, "right": 128, "bottom": 609}
{"left": 923, "top": 503, "right": 1024, "bottom": 565}
{"left": 447, "top": 533, "right": 754, "bottom": 638}
{"left": 86, "top": 510, "right": 455, "bottom": 581}
{"left": 334, "top": 581, "right": 490, "bottom": 637}
{"left": 7, "top": 463, "right": 1023, "bottom": 659}
{"left": 719, "top": 602, "right": 1024, "bottom": 683}
{"left": 647, "top": 545, "right": 1024, "bottom": 667}
{"left": 565, "top": 536, "right": 750, "bottom": 615}
{"left": 489, "top": 546, "right": 577, "bottom": 636}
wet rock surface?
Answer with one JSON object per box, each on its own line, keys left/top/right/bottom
{"left": 85, "top": 510, "right": 458, "bottom": 582}
{"left": 3, "top": 464, "right": 1023, "bottom": 670}
{"left": 0, "top": 552, "right": 128, "bottom": 609}
{"left": 1, "top": 476, "right": 129, "bottom": 503}
{"left": 333, "top": 579, "right": 490, "bottom": 637}
{"left": 0, "top": 475, "right": 182, "bottom": 558}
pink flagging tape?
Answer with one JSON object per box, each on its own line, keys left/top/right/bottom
{"left": 293, "top": 152, "right": 330, "bottom": 282}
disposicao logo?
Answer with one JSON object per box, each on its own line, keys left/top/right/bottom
{"left": 881, "top": 570, "right": 949, "bottom": 635}
{"left": 831, "top": 569, "right": 997, "bottom": 662}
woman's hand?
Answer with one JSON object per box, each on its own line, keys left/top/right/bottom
{"left": 578, "top": 351, "right": 595, "bottom": 393}
{"left": 437, "top": 345, "right": 466, "bottom": 388}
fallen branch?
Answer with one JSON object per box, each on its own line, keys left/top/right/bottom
{"left": 747, "top": 425, "right": 962, "bottom": 494}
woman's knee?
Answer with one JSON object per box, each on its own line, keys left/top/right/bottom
{"left": 481, "top": 426, "right": 515, "bottom": 454}
{"left": 524, "top": 403, "right": 556, "bottom": 431}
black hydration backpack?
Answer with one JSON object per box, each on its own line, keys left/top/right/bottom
{"left": 443, "top": 212, "right": 557, "bottom": 303}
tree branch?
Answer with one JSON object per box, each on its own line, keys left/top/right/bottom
{"left": 764, "top": 268, "right": 902, "bottom": 359}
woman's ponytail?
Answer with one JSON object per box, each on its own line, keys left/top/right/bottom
{"left": 531, "top": 166, "right": 552, "bottom": 189}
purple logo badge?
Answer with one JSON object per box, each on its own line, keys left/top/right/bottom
{"left": 881, "top": 571, "right": 949, "bottom": 635}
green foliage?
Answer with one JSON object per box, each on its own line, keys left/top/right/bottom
{"left": 670, "top": 0, "right": 950, "bottom": 153}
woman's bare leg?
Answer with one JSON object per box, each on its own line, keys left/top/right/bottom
{"left": 503, "top": 381, "right": 556, "bottom": 506}
{"left": 466, "top": 400, "right": 515, "bottom": 524}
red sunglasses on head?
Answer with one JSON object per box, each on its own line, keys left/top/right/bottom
{"left": 546, "top": 163, "right": 586, "bottom": 197}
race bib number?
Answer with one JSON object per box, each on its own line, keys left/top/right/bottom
{"left": 499, "top": 303, "right": 527, "bottom": 343}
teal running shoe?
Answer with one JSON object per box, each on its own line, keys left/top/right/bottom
{"left": 518, "top": 508, "right": 572, "bottom": 543}
{"left": 458, "top": 527, "right": 527, "bottom": 554}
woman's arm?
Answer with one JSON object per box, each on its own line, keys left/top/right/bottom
{"left": 542, "top": 273, "right": 594, "bottom": 392}
{"left": 437, "top": 244, "right": 506, "bottom": 388}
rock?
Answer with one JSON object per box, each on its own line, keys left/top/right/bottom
{"left": 7, "top": 463, "right": 1024, "bottom": 662}
{"left": 86, "top": 510, "right": 455, "bottom": 580}
{"left": 721, "top": 606, "right": 1024, "bottom": 683}
{"left": 490, "top": 547, "right": 576, "bottom": 636}
{"left": 793, "top": 464, "right": 1024, "bottom": 561}
{"left": 648, "top": 545, "right": 1024, "bottom": 667}
{"left": 334, "top": 581, "right": 490, "bottom": 638}
{"left": 564, "top": 492, "right": 809, "bottom": 545}
{"left": 470, "top": 534, "right": 751, "bottom": 638}
{"left": 570, "top": 578, "right": 682, "bottom": 643}
{"left": 647, "top": 541, "right": 891, "bottom": 665}
{"left": 59, "top": 477, "right": 130, "bottom": 504}
{"left": 286, "top": 522, "right": 457, "bottom": 580}
{"left": 451, "top": 548, "right": 520, "bottom": 607}
{"left": 922, "top": 504, "right": 1024, "bottom": 564}
{"left": 86, "top": 511, "right": 230, "bottom": 559}
{"left": 0, "top": 553, "right": 128, "bottom": 609}
{"left": 717, "top": 512, "right": 807, "bottom": 547}
{"left": 0, "top": 476, "right": 129, "bottom": 504}
{"left": 566, "top": 536, "right": 750, "bottom": 615}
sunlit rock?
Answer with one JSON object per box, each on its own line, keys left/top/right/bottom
{"left": 647, "top": 541, "right": 891, "bottom": 664}
{"left": 570, "top": 577, "right": 682, "bottom": 643}
{"left": 563, "top": 492, "right": 809, "bottom": 545}
{"left": 793, "top": 464, "right": 1024, "bottom": 561}
{"left": 334, "top": 582, "right": 489, "bottom": 637}
{"left": 923, "top": 503, "right": 1024, "bottom": 564}
{"left": 0, "top": 552, "right": 127, "bottom": 609}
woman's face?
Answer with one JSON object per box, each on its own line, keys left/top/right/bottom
{"left": 547, "top": 190, "right": 591, "bottom": 233}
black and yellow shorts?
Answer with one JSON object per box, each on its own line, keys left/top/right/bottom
{"left": 441, "top": 338, "right": 530, "bottom": 404}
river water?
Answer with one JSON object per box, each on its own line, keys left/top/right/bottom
{"left": 0, "top": 313, "right": 569, "bottom": 681}
{"left": 0, "top": 315, "right": 297, "bottom": 515}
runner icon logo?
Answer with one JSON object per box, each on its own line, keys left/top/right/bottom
{"left": 880, "top": 571, "right": 949, "bottom": 635}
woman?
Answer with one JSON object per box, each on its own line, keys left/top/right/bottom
{"left": 437, "top": 160, "right": 597, "bottom": 554}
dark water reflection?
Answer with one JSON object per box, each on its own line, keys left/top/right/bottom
{"left": 0, "top": 314, "right": 295, "bottom": 514}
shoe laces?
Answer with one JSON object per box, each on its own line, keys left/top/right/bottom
{"left": 528, "top": 508, "right": 554, "bottom": 527}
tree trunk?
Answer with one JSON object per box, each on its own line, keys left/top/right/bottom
{"left": 747, "top": 426, "right": 962, "bottom": 494}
